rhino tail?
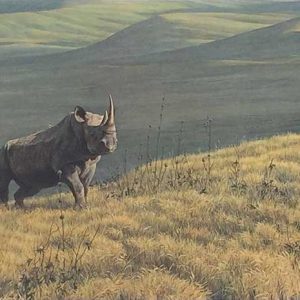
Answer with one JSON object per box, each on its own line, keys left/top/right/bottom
{"left": 0, "top": 145, "right": 9, "bottom": 170}
{"left": 0, "top": 144, "right": 13, "bottom": 183}
{"left": 0, "top": 144, "right": 13, "bottom": 203}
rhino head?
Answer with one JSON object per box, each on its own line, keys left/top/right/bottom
{"left": 73, "top": 95, "right": 117, "bottom": 156}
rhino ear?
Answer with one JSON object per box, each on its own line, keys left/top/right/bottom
{"left": 74, "top": 106, "right": 86, "bottom": 123}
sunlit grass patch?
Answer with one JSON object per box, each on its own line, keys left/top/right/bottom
{"left": 74, "top": 269, "right": 208, "bottom": 299}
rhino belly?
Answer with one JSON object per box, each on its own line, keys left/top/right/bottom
{"left": 13, "top": 167, "right": 59, "bottom": 189}
{"left": 8, "top": 155, "right": 58, "bottom": 188}
{"left": 7, "top": 140, "right": 59, "bottom": 188}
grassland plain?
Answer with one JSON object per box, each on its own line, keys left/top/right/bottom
{"left": 1, "top": 134, "right": 300, "bottom": 299}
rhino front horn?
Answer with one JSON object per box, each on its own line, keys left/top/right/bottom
{"left": 107, "top": 94, "right": 115, "bottom": 126}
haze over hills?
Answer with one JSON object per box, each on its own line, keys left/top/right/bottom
{"left": 0, "top": 0, "right": 299, "bottom": 181}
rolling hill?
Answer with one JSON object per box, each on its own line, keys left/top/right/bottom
{"left": 30, "top": 12, "right": 293, "bottom": 64}
{"left": 1, "top": 134, "right": 300, "bottom": 299}
{"left": 0, "top": 1, "right": 296, "bottom": 58}
{"left": 0, "top": 0, "right": 195, "bottom": 57}
{"left": 134, "top": 16, "right": 300, "bottom": 64}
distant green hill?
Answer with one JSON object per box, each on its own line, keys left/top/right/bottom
{"left": 0, "top": 0, "right": 296, "bottom": 58}
{"left": 0, "top": 1, "right": 197, "bottom": 57}
{"left": 10, "top": 12, "right": 294, "bottom": 66}
{"left": 36, "top": 12, "right": 292, "bottom": 64}
{"left": 136, "top": 16, "right": 300, "bottom": 63}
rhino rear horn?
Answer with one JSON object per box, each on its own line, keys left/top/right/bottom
{"left": 74, "top": 106, "right": 86, "bottom": 123}
{"left": 100, "top": 110, "right": 108, "bottom": 126}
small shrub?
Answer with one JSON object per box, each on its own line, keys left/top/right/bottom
{"left": 15, "top": 217, "right": 100, "bottom": 299}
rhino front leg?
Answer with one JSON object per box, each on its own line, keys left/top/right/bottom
{"left": 80, "top": 164, "right": 97, "bottom": 203}
{"left": 62, "top": 165, "right": 85, "bottom": 209}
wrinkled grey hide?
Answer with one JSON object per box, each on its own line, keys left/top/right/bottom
{"left": 0, "top": 96, "right": 117, "bottom": 208}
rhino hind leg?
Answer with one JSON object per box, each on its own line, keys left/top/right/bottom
{"left": 0, "top": 186, "right": 9, "bottom": 206}
{"left": 14, "top": 186, "right": 40, "bottom": 208}
{"left": 0, "top": 172, "right": 12, "bottom": 205}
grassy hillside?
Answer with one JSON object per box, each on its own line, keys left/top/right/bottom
{"left": 1, "top": 134, "right": 300, "bottom": 298}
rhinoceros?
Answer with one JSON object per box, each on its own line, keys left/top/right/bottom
{"left": 0, "top": 96, "right": 117, "bottom": 208}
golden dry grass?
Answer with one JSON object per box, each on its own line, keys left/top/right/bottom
{"left": 1, "top": 134, "right": 300, "bottom": 299}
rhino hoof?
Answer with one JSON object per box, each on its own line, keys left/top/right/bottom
{"left": 74, "top": 203, "right": 87, "bottom": 210}
{"left": 0, "top": 202, "right": 9, "bottom": 210}
{"left": 15, "top": 203, "right": 25, "bottom": 210}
